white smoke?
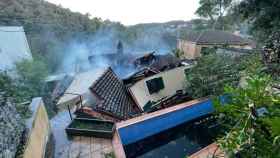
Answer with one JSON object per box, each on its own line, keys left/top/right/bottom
{"left": 57, "top": 25, "right": 174, "bottom": 77}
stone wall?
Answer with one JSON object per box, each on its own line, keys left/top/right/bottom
{"left": 0, "top": 96, "right": 24, "bottom": 158}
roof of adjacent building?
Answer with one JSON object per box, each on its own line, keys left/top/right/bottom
{"left": 0, "top": 26, "right": 32, "bottom": 71}
{"left": 90, "top": 68, "right": 138, "bottom": 119}
{"left": 57, "top": 69, "right": 107, "bottom": 106}
{"left": 134, "top": 52, "right": 182, "bottom": 71}
{"left": 150, "top": 54, "right": 181, "bottom": 71}
{"left": 180, "top": 30, "right": 249, "bottom": 45}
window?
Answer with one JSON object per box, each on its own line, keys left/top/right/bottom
{"left": 146, "top": 77, "right": 164, "bottom": 94}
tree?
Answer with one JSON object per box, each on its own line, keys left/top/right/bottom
{"left": 0, "top": 72, "right": 30, "bottom": 117}
{"left": 15, "top": 58, "right": 48, "bottom": 99}
{"left": 185, "top": 53, "right": 241, "bottom": 99}
{"left": 262, "top": 32, "right": 280, "bottom": 80}
{"left": 0, "top": 57, "right": 49, "bottom": 117}
{"left": 196, "top": 0, "right": 233, "bottom": 30}
{"left": 172, "top": 49, "right": 184, "bottom": 59}
{"left": 214, "top": 74, "right": 280, "bottom": 157}
{"left": 236, "top": 0, "right": 280, "bottom": 40}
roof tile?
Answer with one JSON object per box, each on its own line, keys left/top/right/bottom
{"left": 90, "top": 68, "right": 138, "bottom": 119}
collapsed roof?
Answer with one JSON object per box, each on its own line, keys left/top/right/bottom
{"left": 90, "top": 68, "right": 139, "bottom": 119}
{"left": 134, "top": 52, "right": 182, "bottom": 71}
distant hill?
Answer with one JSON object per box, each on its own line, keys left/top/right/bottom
{"left": 0, "top": 0, "right": 209, "bottom": 72}
{"left": 0, "top": 0, "right": 120, "bottom": 71}
{"left": 130, "top": 20, "right": 194, "bottom": 33}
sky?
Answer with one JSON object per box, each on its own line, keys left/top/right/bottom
{"left": 46, "top": 0, "right": 200, "bottom": 25}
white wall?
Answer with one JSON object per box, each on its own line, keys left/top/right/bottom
{"left": 0, "top": 27, "right": 32, "bottom": 71}
{"left": 129, "top": 66, "right": 190, "bottom": 109}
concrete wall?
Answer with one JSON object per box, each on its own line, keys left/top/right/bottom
{"left": 0, "top": 99, "right": 24, "bottom": 158}
{"left": 129, "top": 66, "right": 189, "bottom": 109}
{"left": 177, "top": 40, "right": 253, "bottom": 59}
{"left": 23, "top": 98, "right": 51, "bottom": 158}
{"left": 177, "top": 40, "right": 201, "bottom": 59}
{"left": 0, "top": 26, "right": 32, "bottom": 71}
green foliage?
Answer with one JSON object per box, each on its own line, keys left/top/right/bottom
{"left": 172, "top": 49, "right": 184, "bottom": 59}
{"left": 0, "top": 0, "right": 105, "bottom": 72}
{"left": 185, "top": 53, "right": 241, "bottom": 99}
{"left": 235, "top": 0, "right": 280, "bottom": 79}
{"left": 0, "top": 57, "right": 48, "bottom": 117}
{"left": 214, "top": 74, "right": 280, "bottom": 157}
{"left": 0, "top": 72, "right": 29, "bottom": 118}
{"left": 189, "top": 19, "right": 211, "bottom": 31}
{"left": 200, "top": 47, "right": 217, "bottom": 56}
{"left": 262, "top": 32, "right": 280, "bottom": 79}
{"left": 104, "top": 152, "right": 115, "bottom": 158}
{"left": 196, "top": 0, "right": 233, "bottom": 29}
{"left": 236, "top": 0, "right": 280, "bottom": 43}
{"left": 15, "top": 57, "right": 48, "bottom": 98}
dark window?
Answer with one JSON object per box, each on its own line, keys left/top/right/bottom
{"left": 146, "top": 77, "right": 165, "bottom": 94}
{"left": 143, "top": 100, "right": 155, "bottom": 111}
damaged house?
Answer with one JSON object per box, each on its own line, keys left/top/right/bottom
{"left": 55, "top": 50, "right": 223, "bottom": 158}
{"left": 127, "top": 65, "right": 192, "bottom": 112}
{"left": 57, "top": 50, "right": 193, "bottom": 121}
{"left": 57, "top": 67, "right": 140, "bottom": 121}
{"left": 133, "top": 51, "right": 183, "bottom": 71}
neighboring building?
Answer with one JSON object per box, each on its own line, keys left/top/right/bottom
{"left": 23, "top": 98, "right": 53, "bottom": 158}
{"left": 0, "top": 26, "right": 32, "bottom": 71}
{"left": 177, "top": 30, "right": 253, "bottom": 59}
{"left": 128, "top": 66, "right": 191, "bottom": 111}
{"left": 57, "top": 69, "right": 106, "bottom": 108}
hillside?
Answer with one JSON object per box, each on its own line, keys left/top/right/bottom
{"left": 0, "top": 0, "right": 120, "bottom": 71}
{"left": 0, "top": 0, "right": 208, "bottom": 73}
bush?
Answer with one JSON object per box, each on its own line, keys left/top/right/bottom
{"left": 15, "top": 57, "right": 48, "bottom": 98}
{"left": 0, "top": 57, "right": 49, "bottom": 117}
{"left": 185, "top": 53, "right": 242, "bottom": 98}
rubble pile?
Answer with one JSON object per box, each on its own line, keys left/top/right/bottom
{"left": 0, "top": 93, "right": 24, "bottom": 158}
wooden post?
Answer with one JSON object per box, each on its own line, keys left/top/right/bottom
{"left": 67, "top": 105, "right": 73, "bottom": 120}
{"left": 79, "top": 95, "right": 83, "bottom": 108}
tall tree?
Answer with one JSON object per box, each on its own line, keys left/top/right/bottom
{"left": 196, "top": 0, "right": 233, "bottom": 30}
{"left": 237, "top": 0, "right": 280, "bottom": 40}
{"left": 235, "top": 0, "right": 280, "bottom": 78}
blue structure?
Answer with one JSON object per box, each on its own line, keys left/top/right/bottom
{"left": 118, "top": 99, "right": 215, "bottom": 145}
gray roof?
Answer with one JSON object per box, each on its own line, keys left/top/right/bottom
{"left": 0, "top": 26, "right": 32, "bottom": 71}
{"left": 150, "top": 54, "right": 181, "bottom": 71}
{"left": 90, "top": 68, "right": 138, "bottom": 119}
{"left": 181, "top": 30, "right": 249, "bottom": 45}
